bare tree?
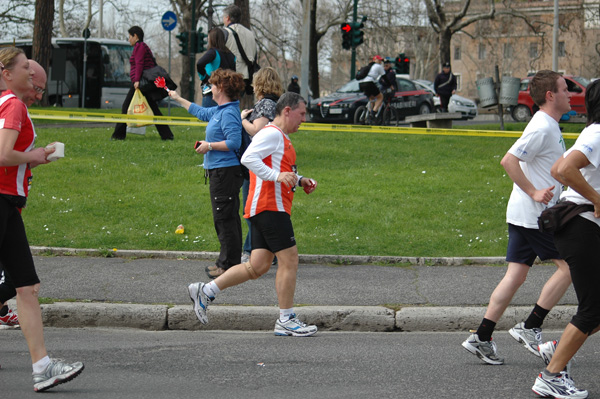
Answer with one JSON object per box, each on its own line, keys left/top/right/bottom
{"left": 32, "top": 0, "right": 54, "bottom": 106}
{"left": 0, "top": 0, "right": 35, "bottom": 40}
{"left": 424, "top": 0, "right": 498, "bottom": 66}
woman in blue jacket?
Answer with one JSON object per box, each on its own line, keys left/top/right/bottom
{"left": 196, "top": 28, "right": 236, "bottom": 107}
{"left": 169, "top": 69, "right": 246, "bottom": 278}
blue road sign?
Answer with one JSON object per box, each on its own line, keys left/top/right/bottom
{"left": 162, "top": 11, "right": 177, "bottom": 31}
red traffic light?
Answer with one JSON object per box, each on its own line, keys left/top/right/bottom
{"left": 341, "top": 23, "right": 352, "bottom": 33}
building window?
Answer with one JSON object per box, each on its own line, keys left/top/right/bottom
{"left": 530, "top": 43, "right": 538, "bottom": 59}
{"left": 585, "top": 4, "right": 600, "bottom": 29}
{"left": 478, "top": 43, "right": 486, "bottom": 60}
{"left": 504, "top": 43, "right": 513, "bottom": 58}
{"left": 558, "top": 41, "right": 565, "bottom": 57}
{"left": 454, "top": 46, "right": 461, "bottom": 61}
{"left": 454, "top": 73, "right": 462, "bottom": 91}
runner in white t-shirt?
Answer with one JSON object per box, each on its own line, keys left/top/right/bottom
{"left": 532, "top": 79, "right": 600, "bottom": 398}
{"left": 462, "top": 70, "right": 573, "bottom": 366}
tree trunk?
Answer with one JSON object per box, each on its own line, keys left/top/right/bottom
{"left": 309, "top": 0, "right": 319, "bottom": 99}
{"left": 32, "top": 0, "right": 55, "bottom": 106}
{"left": 439, "top": 28, "right": 452, "bottom": 66}
{"left": 235, "top": 0, "right": 251, "bottom": 29}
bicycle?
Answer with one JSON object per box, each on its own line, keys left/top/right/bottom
{"left": 353, "top": 90, "right": 399, "bottom": 126}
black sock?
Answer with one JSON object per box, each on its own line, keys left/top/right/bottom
{"left": 476, "top": 318, "right": 496, "bottom": 342}
{"left": 0, "top": 305, "right": 8, "bottom": 317}
{"left": 524, "top": 303, "right": 549, "bottom": 329}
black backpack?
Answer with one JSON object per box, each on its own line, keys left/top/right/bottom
{"left": 355, "top": 62, "right": 374, "bottom": 80}
{"left": 236, "top": 129, "right": 252, "bottom": 180}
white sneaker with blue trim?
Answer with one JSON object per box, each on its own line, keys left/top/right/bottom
{"left": 274, "top": 314, "right": 317, "bottom": 337}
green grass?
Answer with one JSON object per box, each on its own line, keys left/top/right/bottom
{"left": 22, "top": 117, "right": 581, "bottom": 257}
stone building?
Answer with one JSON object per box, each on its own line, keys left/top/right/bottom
{"left": 449, "top": 0, "right": 600, "bottom": 100}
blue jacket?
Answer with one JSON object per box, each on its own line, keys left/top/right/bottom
{"left": 188, "top": 101, "right": 242, "bottom": 170}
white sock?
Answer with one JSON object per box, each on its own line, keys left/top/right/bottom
{"left": 279, "top": 308, "right": 294, "bottom": 322}
{"left": 203, "top": 281, "right": 220, "bottom": 298}
{"left": 32, "top": 356, "right": 51, "bottom": 374}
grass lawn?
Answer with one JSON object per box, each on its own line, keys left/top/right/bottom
{"left": 22, "top": 112, "right": 581, "bottom": 257}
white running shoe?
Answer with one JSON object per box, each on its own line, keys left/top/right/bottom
{"left": 33, "top": 359, "right": 84, "bottom": 392}
{"left": 274, "top": 314, "right": 317, "bottom": 337}
{"left": 532, "top": 371, "right": 588, "bottom": 399}
{"left": 509, "top": 322, "right": 542, "bottom": 357}
{"left": 538, "top": 340, "right": 574, "bottom": 384}
{"left": 187, "top": 282, "right": 212, "bottom": 324}
{"left": 461, "top": 333, "right": 504, "bottom": 365}
{"left": 0, "top": 307, "right": 19, "bottom": 329}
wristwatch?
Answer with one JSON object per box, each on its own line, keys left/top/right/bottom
{"left": 207, "top": 142, "right": 213, "bottom": 151}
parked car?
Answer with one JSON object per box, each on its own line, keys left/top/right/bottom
{"left": 308, "top": 76, "right": 434, "bottom": 124}
{"left": 510, "top": 75, "right": 590, "bottom": 122}
{"left": 413, "top": 79, "right": 478, "bottom": 120}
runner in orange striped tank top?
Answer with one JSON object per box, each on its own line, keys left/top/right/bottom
{"left": 187, "top": 93, "right": 320, "bottom": 336}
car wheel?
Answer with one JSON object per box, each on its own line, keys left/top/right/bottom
{"left": 512, "top": 105, "right": 532, "bottom": 122}
{"left": 354, "top": 106, "right": 368, "bottom": 125}
{"left": 418, "top": 103, "right": 432, "bottom": 115}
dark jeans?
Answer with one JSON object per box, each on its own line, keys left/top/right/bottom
{"left": 112, "top": 86, "right": 174, "bottom": 140}
{"left": 554, "top": 216, "right": 600, "bottom": 334}
{"left": 208, "top": 165, "right": 244, "bottom": 270}
{"left": 202, "top": 93, "right": 218, "bottom": 108}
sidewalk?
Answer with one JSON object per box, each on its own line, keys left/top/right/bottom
{"left": 4, "top": 247, "right": 578, "bottom": 333}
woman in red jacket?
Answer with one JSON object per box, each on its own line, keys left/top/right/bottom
{"left": 111, "top": 26, "right": 174, "bottom": 140}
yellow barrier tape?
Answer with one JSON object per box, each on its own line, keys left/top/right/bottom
{"left": 299, "top": 122, "right": 580, "bottom": 140}
{"left": 29, "top": 109, "right": 206, "bottom": 127}
{"left": 28, "top": 109, "right": 580, "bottom": 140}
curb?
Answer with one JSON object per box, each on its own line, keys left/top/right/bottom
{"left": 24, "top": 247, "right": 573, "bottom": 333}
{"left": 32, "top": 302, "right": 576, "bottom": 333}
{"left": 30, "top": 246, "right": 507, "bottom": 266}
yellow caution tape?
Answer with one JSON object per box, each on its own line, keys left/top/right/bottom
{"left": 28, "top": 109, "right": 580, "bottom": 139}
{"left": 29, "top": 109, "right": 206, "bottom": 127}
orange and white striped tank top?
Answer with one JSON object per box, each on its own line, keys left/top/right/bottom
{"left": 243, "top": 124, "right": 296, "bottom": 218}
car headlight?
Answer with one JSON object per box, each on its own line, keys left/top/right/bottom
{"left": 450, "top": 98, "right": 464, "bottom": 106}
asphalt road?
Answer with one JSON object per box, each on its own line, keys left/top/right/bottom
{"left": 1, "top": 328, "right": 599, "bottom": 399}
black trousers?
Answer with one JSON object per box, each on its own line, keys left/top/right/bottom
{"left": 208, "top": 165, "right": 244, "bottom": 270}
{"left": 0, "top": 197, "right": 39, "bottom": 289}
{"left": 554, "top": 216, "right": 600, "bottom": 334}
{"left": 439, "top": 94, "right": 451, "bottom": 112}
{"left": 112, "top": 86, "right": 174, "bottom": 140}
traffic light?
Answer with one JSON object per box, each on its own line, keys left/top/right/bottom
{"left": 176, "top": 31, "right": 189, "bottom": 56}
{"left": 196, "top": 27, "right": 207, "bottom": 53}
{"left": 350, "top": 20, "right": 365, "bottom": 47}
{"left": 395, "top": 53, "right": 410, "bottom": 74}
{"left": 341, "top": 23, "right": 352, "bottom": 50}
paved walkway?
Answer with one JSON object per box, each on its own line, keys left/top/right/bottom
{"left": 3, "top": 247, "right": 578, "bottom": 333}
